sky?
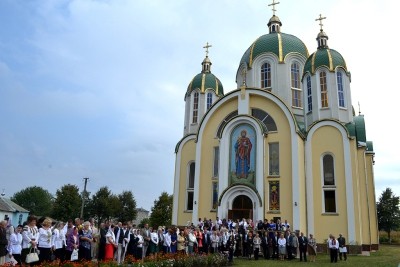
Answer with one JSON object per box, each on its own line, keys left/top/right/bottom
{"left": 0, "top": 0, "right": 399, "bottom": 212}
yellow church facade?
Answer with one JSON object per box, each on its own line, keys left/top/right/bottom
{"left": 172, "top": 9, "right": 378, "bottom": 252}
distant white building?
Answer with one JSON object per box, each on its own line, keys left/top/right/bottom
{"left": 132, "top": 207, "right": 149, "bottom": 226}
{"left": 0, "top": 197, "right": 29, "bottom": 226}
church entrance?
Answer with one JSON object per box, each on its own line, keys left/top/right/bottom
{"left": 228, "top": 195, "right": 253, "bottom": 221}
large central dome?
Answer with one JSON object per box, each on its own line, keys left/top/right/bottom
{"left": 240, "top": 32, "right": 309, "bottom": 68}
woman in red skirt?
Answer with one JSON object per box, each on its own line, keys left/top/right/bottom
{"left": 105, "top": 225, "right": 117, "bottom": 261}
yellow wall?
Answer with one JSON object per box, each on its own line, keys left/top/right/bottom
{"left": 311, "top": 125, "right": 348, "bottom": 240}
{"left": 366, "top": 153, "right": 378, "bottom": 245}
{"left": 249, "top": 94, "right": 294, "bottom": 223}
{"left": 197, "top": 98, "right": 238, "bottom": 221}
{"left": 176, "top": 138, "right": 196, "bottom": 225}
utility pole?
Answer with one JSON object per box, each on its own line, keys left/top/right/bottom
{"left": 80, "top": 177, "right": 89, "bottom": 218}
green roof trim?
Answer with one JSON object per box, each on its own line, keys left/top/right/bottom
{"left": 174, "top": 134, "right": 196, "bottom": 153}
{"left": 186, "top": 72, "right": 224, "bottom": 98}
{"left": 366, "top": 141, "right": 374, "bottom": 152}
{"left": 240, "top": 32, "right": 309, "bottom": 67}
{"left": 345, "top": 122, "right": 356, "bottom": 138}
{"left": 354, "top": 115, "right": 366, "bottom": 143}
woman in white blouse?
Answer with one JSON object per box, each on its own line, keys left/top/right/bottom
{"left": 8, "top": 225, "right": 23, "bottom": 266}
{"left": 21, "top": 215, "right": 39, "bottom": 266}
{"left": 51, "top": 221, "right": 65, "bottom": 262}
{"left": 278, "top": 233, "right": 287, "bottom": 261}
{"left": 38, "top": 218, "right": 53, "bottom": 263}
{"left": 135, "top": 230, "right": 144, "bottom": 260}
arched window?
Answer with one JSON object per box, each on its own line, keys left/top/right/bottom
{"left": 307, "top": 76, "right": 312, "bottom": 112}
{"left": 206, "top": 92, "right": 213, "bottom": 110}
{"left": 261, "top": 62, "right": 271, "bottom": 89}
{"left": 187, "top": 162, "right": 195, "bottom": 211}
{"left": 322, "top": 154, "right": 336, "bottom": 213}
{"left": 291, "top": 63, "right": 302, "bottom": 107}
{"left": 251, "top": 108, "right": 277, "bottom": 131}
{"left": 192, "top": 92, "right": 199, "bottom": 123}
{"left": 337, "top": 72, "right": 345, "bottom": 108}
{"left": 216, "top": 111, "right": 238, "bottom": 138}
{"left": 320, "top": 71, "right": 328, "bottom": 108}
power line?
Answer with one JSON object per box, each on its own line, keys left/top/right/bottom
{"left": 80, "top": 177, "right": 89, "bottom": 218}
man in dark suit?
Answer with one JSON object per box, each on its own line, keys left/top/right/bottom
{"left": 299, "top": 232, "right": 308, "bottom": 262}
{"left": 202, "top": 227, "right": 210, "bottom": 254}
{"left": 271, "top": 230, "right": 279, "bottom": 259}
{"left": 338, "top": 234, "right": 347, "bottom": 261}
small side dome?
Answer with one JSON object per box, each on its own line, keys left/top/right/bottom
{"left": 304, "top": 14, "right": 349, "bottom": 77}
{"left": 303, "top": 47, "right": 348, "bottom": 76}
{"left": 186, "top": 72, "right": 224, "bottom": 98}
{"left": 185, "top": 43, "right": 224, "bottom": 98}
{"left": 239, "top": 32, "right": 309, "bottom": 68}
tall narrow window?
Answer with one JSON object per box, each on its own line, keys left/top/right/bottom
{"left": 192, "top": 92, "right": 199, "bottom": 123}
{"left": 337, "top": 72, "right": 345, "bottom": 108}
{"left": 323, "top": 155, "right": 335, "bottom": 185}
{"left": 261, "top": 62, "right": 271, "bottom": 88}
{"left": 291, "top": 63, "right": 302, "bottom": 107}
{"left": 187, "top": 162, "right": 195, "bottom": 211}
{"left": 323, "top": 154, "right": 336, "bottom": 213}
{"left": 320, "top": 72, "right": 328, "bottom": 108}
{"left": 213, "top": 147, "right": 219, "bottom": 178}
{"left": 307, "top": 76, "right": 312, "bottom": 112}
{"left": 206, "top": 92, "right": 213, "bottom": 110}
{"left": 269, "top": 143, "right": 279, "bottom": 175}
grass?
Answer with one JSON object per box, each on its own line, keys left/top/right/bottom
{"left": 232, "top": 245, "right": 400, "bottom": 267}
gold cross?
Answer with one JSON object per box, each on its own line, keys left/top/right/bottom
{"left": 268, "top": 0, "right": 280, "bottom": 16}
{"left": 203, "top": 42, "right": 212, "bottom": 57}
{"left": 315, "top": 14, "right": 327, "bottom": 31}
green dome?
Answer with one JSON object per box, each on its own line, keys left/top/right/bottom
{"left": 303, "top": 48, "right": 347, "bottom": 75}
{"left": 240, "top": 32, "right": 309, "bottom": 67}
{"left": 186, "top": 72, "right": 224, "bottom": 98}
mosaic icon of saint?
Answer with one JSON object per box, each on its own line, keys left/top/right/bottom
{"left": 234, "top": 130, "right": 252, "bottom": 178}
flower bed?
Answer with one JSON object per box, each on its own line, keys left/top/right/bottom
{"left": 2, "top": 253, "right": 229, "bottom": 267}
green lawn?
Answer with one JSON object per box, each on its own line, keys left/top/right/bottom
{"left": 232, "top": 245, "right": 400, "bottom": 267}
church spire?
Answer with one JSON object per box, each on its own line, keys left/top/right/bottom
{"left": 267, "top": 0, "right": 282, "bottom": 33}
{"left": 315, "top": 14, "right": 329, "bottom": 49}
{"left": 201, "top": 42, "right": 212, "bottom": 73}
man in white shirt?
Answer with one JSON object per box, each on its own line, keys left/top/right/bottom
{"left": 328, "top": 235, "right": 339, "bottom": 263}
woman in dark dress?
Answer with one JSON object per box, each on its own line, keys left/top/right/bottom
{"left": 127, "top": 228, "right": 138, "bottom": 257}
{"left": 170, "top": 229, "right": 178, "bottom": 253}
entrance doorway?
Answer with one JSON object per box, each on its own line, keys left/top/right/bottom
{"left": 228, "top": 195, "right": 253, "bottom": 221}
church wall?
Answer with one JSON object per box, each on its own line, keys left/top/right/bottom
{"left": 310, "top": 125, "right": 349, "bottom": 241}
{"left": 196, "top": 98, "right": 238, "bottom": 222}
{"left": 357, "top": 148, "right": 370, "bottom": 246}
{"left": 176, "top": 138, "right": 196, "bottom": 226}
{"left": 349, "top": 138, "right": 363, "bottom": 244}
{"left": 366, "top": 153, "right": 378, "bottom": 247}
{"left": 296, "top": 135, "right": 307, "bottom": 232}
{"left": 249, "top": 94, "right": 293, "bottom": 223}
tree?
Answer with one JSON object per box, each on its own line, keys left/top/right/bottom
{"left": 86, "top": 186, "right": 115, "bottom": 223}
{"left": 149, "top": 192, "right": 173, "bottom": 228}
{"left": 377, "top": 187, "right": 400, "bottom": 243}
{"left": 11, "top": 186, "right": 53, "bottom": 216}
{"left": 52, "top": 184, "right": 82, "bottom": 221}
{"left": 139, "top": 218, "right": 150, "bottom": 228}
{"left": 118, "top": 191, "right": 137, "bottom": 223}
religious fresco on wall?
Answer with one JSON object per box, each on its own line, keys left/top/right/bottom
{"left": 229, "top": 124, "right": 256, "bottom": 186}
{"left": 212, "top": 182, "right": 218, "bottom": 210}
{"left": 269, "top": 181, "right": 280, "bottom": 211}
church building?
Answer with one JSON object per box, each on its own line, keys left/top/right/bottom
{"left": 172, "top": 3, "right": 378, "bottom": 252}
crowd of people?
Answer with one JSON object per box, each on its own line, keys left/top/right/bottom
{"left": 0, "top": 215, "right": 348, "bottom": 265}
